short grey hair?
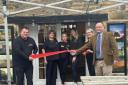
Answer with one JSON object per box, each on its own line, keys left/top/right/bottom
{"left": 86, "top": 28, "right": 94, "bottom": 33}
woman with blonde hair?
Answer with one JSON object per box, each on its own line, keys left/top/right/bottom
{"left": 83, "top": 28, "right": 95, "bottom": 76}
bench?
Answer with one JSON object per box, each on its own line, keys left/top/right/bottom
{"left": 81, "top": 76, "right": 128, "bottom": 85}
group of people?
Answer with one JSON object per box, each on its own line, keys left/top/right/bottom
{"left": 12, "top": 22, "right": 118, "bottom": 85}
{"left": 43, "top": 29, "right": 83, "bottom": 85}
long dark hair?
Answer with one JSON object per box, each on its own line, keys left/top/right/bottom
{"left": 47, "top": 30, "right": 56, "bottom": 40}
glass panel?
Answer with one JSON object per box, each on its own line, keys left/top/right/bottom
{"left": 0, "top": 26, "right": 14, "bottom": 83}
{"left": 107, "top": 23, "right": 126, "bottom": 74}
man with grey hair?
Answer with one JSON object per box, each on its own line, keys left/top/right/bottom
{"left": 77, "top": 22, "right": 118, "bottom": 76}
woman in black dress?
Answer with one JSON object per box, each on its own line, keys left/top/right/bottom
{"left": 58, "top": 33, "right": 70, "bottom": 85}
{"left": 42, "top": 30, "right": 60, "bottom": 85}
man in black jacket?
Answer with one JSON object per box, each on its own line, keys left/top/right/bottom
{"left": 12, "top": 27, "right": 38, "bottom": 85}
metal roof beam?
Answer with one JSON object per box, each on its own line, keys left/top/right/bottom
{"left": 47, "top": 0, "right": 72, "bottom": 6}
{"left": 10, "top": 7, "right": 41, "bottom": 15}
{"left": 9, "top": 0, "right": 84, "bottom": 15}
{"left": 9, "top": 0, "right": 72, "bottom": 15}
{"left": 7, "top": 0, "right": 128, "bottom": 16}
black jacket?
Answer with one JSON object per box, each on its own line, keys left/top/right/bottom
{"left": 12, "top": 36, "right": 38, "bottom": 67}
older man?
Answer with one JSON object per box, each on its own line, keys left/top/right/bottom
{"left": 77, "top": 22, "right": 118, "bottom": 76}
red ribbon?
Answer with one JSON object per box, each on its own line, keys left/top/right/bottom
{"left": 31, "top": 50, "right": 76, "bottom": 59}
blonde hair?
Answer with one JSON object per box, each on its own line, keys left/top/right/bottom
{"left": 85, "top": 28, "right": 94, "bottom": 42}
{"left": 86, "top": 28, "right": 94, "bottom": 34}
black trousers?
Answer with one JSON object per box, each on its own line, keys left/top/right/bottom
{"left": 86, "top": 54, "right": 95, "bottom": 76}
{"left": 57, "top": 58, "right": 68, "bottom": 84}
{"left": 14, "top": 65, "right": 33, "bottom": 85}
{"left": 46, "top": 60, "right": 57, "bottom": 85}
{"left": 72, "top": 57, "right": 80, "bottom": 82}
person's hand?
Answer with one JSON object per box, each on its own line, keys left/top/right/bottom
{"left": 72, "top": 57, "right": 76, "bottom": 63}
{"left": 70, "top": 50, "right": 77, "bottom": 56}
{"left": 29, "top": 56, "right": 33, "bottom": 61}
{"left": 82, "top": 51, "right": 86, "bottom": 55}
{"left": 86, "top": 49, "right": 93, "bottom": 53}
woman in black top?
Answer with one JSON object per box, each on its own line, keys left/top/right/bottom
{"left": 42, "top": 30, "right": 60, "bottom": 85}
{"left": 58, "top": 33, "right": 70, "bottom": 85}
{"left": 70, "top": 29, "right": 84, "bottom": 85}
{"left": 83, "top": 28, "right": 95, "bottom": 76}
